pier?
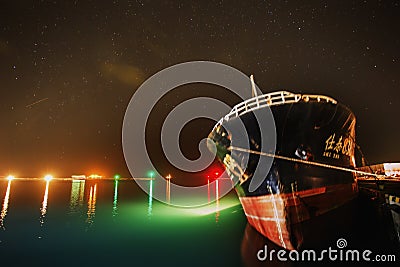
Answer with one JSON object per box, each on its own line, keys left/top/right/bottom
{"left": 357, "top": 177, "right": 400, "bottom": 244}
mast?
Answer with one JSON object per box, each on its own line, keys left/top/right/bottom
{"left": 250, "top": 75, "right": 258, "bottom": 98}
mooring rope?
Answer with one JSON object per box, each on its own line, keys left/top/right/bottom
{"left": 228, "top": 146, "right": 385, "bottom": 179}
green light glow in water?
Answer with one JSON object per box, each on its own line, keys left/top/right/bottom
{"left": 0, "top": 180, "right": 250, "bottom": 267}
{"left": 126, "top": 191, "right": 241, "bottom": 225}
{"left": 148, "top": 179, "right": 153, "bottom": 217}
{"left": 113, "top": 180, "right": 119, "bottom": 217}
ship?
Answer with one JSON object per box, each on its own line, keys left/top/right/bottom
{"left": 208, "top": 76, "right": 358, "bottom": 250}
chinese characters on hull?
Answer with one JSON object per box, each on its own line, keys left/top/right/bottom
{"left": 323, "top": 134, "right": 353, "bottom": 159}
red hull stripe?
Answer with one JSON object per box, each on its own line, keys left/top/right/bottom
{"left": 239, "top": 183, "right": 357, "bottom": 250}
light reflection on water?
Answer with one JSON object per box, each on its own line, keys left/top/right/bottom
{"left": 147, "top": 179, "right": 153, "bottom": 217}
{"left": 112, "top": 180, "right": 119, "bottom": 217}
{"left": 39, "top": 181, "right": 50, "bottom": 227}
{"left": 86, "top": 183, "right": 97, "bottom": 228}
{"left": 215, "top": 179, "right": 220, "bottom": 223}
{"left": 0, "top": 178, "right": 238, "bottom": 230}
{"left": 0, "top": 179, "right": 398, "bottom": 267}
{"left": 69, "top": 179, "right": 85, "bottom": 213}
{"left": 0, "top": 180, "right": 11, "bottom": 229}
{"left": 0, "top": 179, "right": 245, "bottom": 266}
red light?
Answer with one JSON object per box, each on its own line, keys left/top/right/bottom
{"left": 215, "top": 172, "right": 219, "bottom": 176}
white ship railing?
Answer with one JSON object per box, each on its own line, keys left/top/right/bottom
{"left": 215, "top": 91, "right": 337, "bottom": 126}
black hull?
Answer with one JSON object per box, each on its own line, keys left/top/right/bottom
{"left": 210, "top": 100, "right": 357, "bottom": 197}
{"left": 209, "top": 96, "right": 358, "bottom": 249}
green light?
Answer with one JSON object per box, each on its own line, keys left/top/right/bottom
{"left": 148, "top": 171, "right": 155, "bottom": 178}
{"left": 114, "top": 174, "right": 121, "bottom": 179}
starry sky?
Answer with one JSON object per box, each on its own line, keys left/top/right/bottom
{"left": 0, "top": 0, "right": 399, "bottom": 180}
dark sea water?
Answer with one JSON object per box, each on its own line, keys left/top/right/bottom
{"left": 0, "top": 179, "right": 398, "bottom": 267}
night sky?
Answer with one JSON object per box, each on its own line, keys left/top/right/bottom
{"left": 1, "top": 1, "right": 399, "bottom": 180}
